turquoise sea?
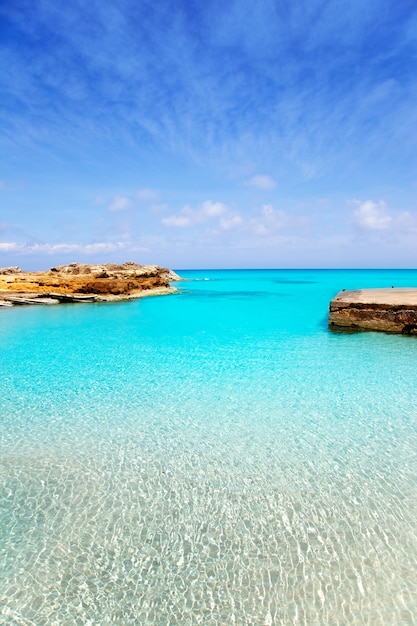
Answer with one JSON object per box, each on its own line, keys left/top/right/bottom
{"left": 1, "top": 269, "right": 417, "bottom": 625}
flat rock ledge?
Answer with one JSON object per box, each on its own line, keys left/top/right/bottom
{"left": 329, "top": 288, "right": 417, "bottom": 334}
{"left": 0, "top": 262, "right": 181, "bottom": 307}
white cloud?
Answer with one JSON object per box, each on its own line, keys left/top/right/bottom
{"left": 396, "top": 211, "right": 417, "bottom": 232}
{"left": 109, "top": 196, "right": 131, "bottom": 212}
{"left": 102, "top": 189, "right": 160, "bottom": 212}
{"left": 353, "top": 200, "right": 392, "bottom": 230}
{"left": 0, "top": 241, "right": 142, "bottom": 255}
{"left": 219, "top": 214, "right": 243, "bottom": 230}
{"left": 162, "top": 215, "right": 192, "bottom": 227}
{"left": 200, "top": 200, "right": 227, "bottom": 218}
{"left": 136, "top": 188, "right": 159, "bottom": 202}
{"left": 247, "top": 175, "right": 277, "bottom": 190}
{"left": 0, "top": 242, "right": 19, "bottom": 251}
{"left": 249, "top": 204, "right": 288, "bottom": 236}
{"left": 162, "top": 200, "right": 235, "bottom": 228}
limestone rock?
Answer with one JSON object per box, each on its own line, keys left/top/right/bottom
{"left": 0, "top": 266, "right": 21, "bottom": 275}
{"left": 0, "top": 262, "right": 181, "bottom": 307}
{"left": 329, "top": 288, "right": 417, "bottom": 334}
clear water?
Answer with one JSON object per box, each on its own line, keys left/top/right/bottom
{"left": 1, "top": 269, "right": 417, "bottom": 625}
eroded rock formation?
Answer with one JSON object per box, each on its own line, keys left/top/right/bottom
{"left": 329, "top": 288, "right": 417, "bottom": 334}
{"left": 0, "top": 262, "right": 181, "bottom": 307}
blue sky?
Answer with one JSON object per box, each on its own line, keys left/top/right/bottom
{"left": 1, "top": 0, "right": 417, "bottom": 269}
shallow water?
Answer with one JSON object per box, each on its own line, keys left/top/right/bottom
{"left": 1, "top": 269, "right": 417, "bottom": 624}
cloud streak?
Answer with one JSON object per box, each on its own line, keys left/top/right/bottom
{"left": 162, "top": 200, "right": 241, "bottom": 229}
{"left": 246, "top": 175, "right": 277, "bottom": 190}
{"left": 108, "top": 196, "right": 131, "bottom": 212}
{"left": 0, "top": 241, "right": 142, "bottom": 255}
{"left": 247, "top": 174, "right": 277, "bottom": 189}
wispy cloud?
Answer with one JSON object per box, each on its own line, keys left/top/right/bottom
{"left": 0, "top": 241, "right": 143, "bottom": 255}
{"left": 248, "top": 204, "right": 288, "bottom": 236}
{"left": 245, "top": 203, "right": 317, "bottom": 239}
{"left": 3, "top": 0, "right": 416, "bottom": 184}
{"left": 161, "top": 215, "right": 191, "bottom": 228}
{"left": 396, "top": 211, "right": 417, "bottom": 232}
{"left": 0, "top": 242, "right": 19, "bottom": 251}
{"left": 353, "top": 200, "right": 392, "bottom": 230}
{"left": 136, "top": 188, "right": 159, "bottom": 202}
{"left": 219, "top": 214, "right": 243, "bottom": 231}
{"left": 246, "top": 175, "right": 277, "bottom": 189}
{"left": 351, "top": 200, "right": 417, "bottom": 242}
{"left": 105, "top": 189, "right": 160, "bottom": 212}
{"left": 108, "top": 196, "right": 131, "bottom": 212}
{"left": 162, "top": 200, "right": 240, "bottom": 229}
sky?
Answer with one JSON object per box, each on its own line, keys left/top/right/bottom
{"left": 1, "top": 0, "right": 417, "bottom": 269}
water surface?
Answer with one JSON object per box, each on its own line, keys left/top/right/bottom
{"left": 1, "top": 270, "right": 417, "bottom": 624}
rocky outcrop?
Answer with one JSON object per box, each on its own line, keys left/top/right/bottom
{"left": 0, "top": 266, "right": 21, "bottom": 275}
{"left": 329, "top": 288, "right": 417, "bottom": 334}
{"left": 0, "top": 262, "right": 181, "bottom": 307}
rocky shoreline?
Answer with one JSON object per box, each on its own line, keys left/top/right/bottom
{"left": 329, "top": 288, "right": 417, "bottom": 334}
{"left": 0, "top": 262, "right": 181, "bottom": 307}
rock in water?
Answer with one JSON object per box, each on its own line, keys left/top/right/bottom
{"left": 329, "top": 288, "right": 417, "bottom": 334}
{"left": 0, "top": 262, "right": 181, "bottom": 307}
